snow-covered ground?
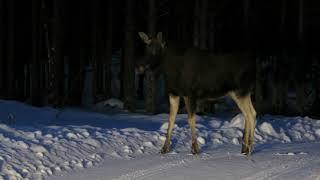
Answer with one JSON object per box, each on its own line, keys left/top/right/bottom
{"left": 0, "top": 100, "right": 319, "bottom": 180}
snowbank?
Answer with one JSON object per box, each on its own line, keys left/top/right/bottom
{"left": 95, "top": 98, "right": 124, "bottom": 110}
{"left": 0, "top": 100, "right": 319, "bottom": 179}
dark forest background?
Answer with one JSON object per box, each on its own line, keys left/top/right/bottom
{"left": 0, "top": 0, "right": 320, "bottom": 117}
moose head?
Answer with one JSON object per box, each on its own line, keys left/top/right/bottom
{"left": 136, "top": 32, "right": 166, "bottom": 74}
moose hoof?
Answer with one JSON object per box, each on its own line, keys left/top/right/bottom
{"left": 160, "top": 145, "right": 170, "bottom": 154}
{"left": 241, "top": 145, "right": 252, "bottom": 156}
{"left": 191, "top": 143, "right": 200, "bottom": 155}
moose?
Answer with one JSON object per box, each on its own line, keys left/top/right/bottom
{"left": 138, "top": 32, "right": 257, "bottom": 156}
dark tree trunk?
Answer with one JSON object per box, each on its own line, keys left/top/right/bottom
{"left": 196, "top": 0, "right": 209, "bottom": 113}
{"left": 208, "top": 13, "right": 215, "bottom": 52}
{"left": 298, "top": 0, "right": 304, "bottom": 43}
{"left": 7, "top": 0, "right": 15, "bottom": 98}
{"left": 199, "top": 0, "right": 208, "bottom": 50}
{"left": 91, "top": 0, "right": 99, "bottom": 100}
{"left": 52, "top": 0, "right": 64, "bottom": 106}
{"left": 148, "top": 0, "right": 156, "bottom": 36}
{"left": 0, "top": 0, "right": 3, "bottom": 94}
{"left": 280, "top": 0, "right": 287, "bottom": 34}
{"left": 96, "top": 5, "right": 105, "bottom": 99}
{"left": 243, "top": 0, "right": 249, "bottom": 29}
{"left": 194, "top": 0, "right": 201, "bottom": 111}
{"left": 243, "top": 0, "right": 250, "bottom": 50}
{"left": 89, "top": 1, "right": 99, "bottom": 100}
{"left": 276, "top": 0, "right": 288, "bottom": 114}
{"left": 122, "top": 0, "right": 136, "bottom": 111}
{"left": 77, "top": 4, "right": 87, "bottom": 106}
{"left": 145, "top": 0, "right": 157, "bottom": 114}
{"left": 295, "top": 0, "right": 305, "bottom": 115}
{"left": 104, "top": 0, "right": 113, "bottom": 98}
{"left": 31, "top": 0, "right": 42, "bottom": 106}
{"left": 68, "top": 1, "right": 88, "bottom": 106}
{"left": 193, "top": 0, "right": 200, "bottom": 47}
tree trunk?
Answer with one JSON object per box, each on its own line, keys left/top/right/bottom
{"left": 295, "top": 0, "right": 304, "bottom": 115}
{"left": 31, "top": 0, "right": 42, "bottom": 106}
{"left": 208, "top": 14, "right": 215, "bottom": 52}
{"left": 91, "top": 0, "right": 100, "bottom": 99}
{"left": 148, "top": 0, "right": 156, "bottom": 36}
{"left": 298, "top": 0, "right": 304, "bottom": 43}
{"left": 243, "top": 0, "right": 249, "bottom": 29}
{"left": 122, "top": 0, "right": 136, "bottom": 111}
{"left": 243, "top": 0, "right": 250, "bottom": 49}
{"left": 0, "top": 0, "right": 3, "bottom": 94}
{"left": 277, "top": 0, "right": 288, "bottom": 114}
{"left": 7, "top": 0, "right": 15, "bottom": 98}
{"left": 193, "top": 0, "right": 200, "bottom": 47}
{"left": 196, "top": 0, "right": 209, "bottom": 113}
{"left": 74, "top": 3, "right": 87, "bottom": 107}
{"left": 199, "top": 0, "right": 208, "bottom": 50}
{"left": 280, "top": 0, "right": 286, "bottom": 34}
{"left": 295, "top": 81, "right": 304, "bottom": 115}
{"left": 52, "top": 0, "right": 64, "bottom": 106}
{"left": 145, "top": 0, "right": 157, "bottom": 114}
{"left": 104, "top": 0, "right": 113, "bottom": 98}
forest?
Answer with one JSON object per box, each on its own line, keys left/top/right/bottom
{"left": 0, "top": 0, "right": 319, "bottom": 117}
{"left": 1, "top": 1, "right": 320, "bottom": 179}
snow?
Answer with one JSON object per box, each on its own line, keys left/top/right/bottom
{"left": 259, "top": 122, "right": 280, "bottom": 138}
{"left": 0, "top": 100, "right": 318, "bottom": 179}
{"left": 197, "top": 136, "right": 206, "bottom": 145}
{"left": 316, "top": 129, "right": 320, "bottom": 137}
{"left": 95, "top": 98, "right": 124, "bottom": 110}
{"left": 226, "top": 114, "right": 244, "bottom": 129}
{"left": 160, "top": 122, "right": 179, "bottom": 133}
{"left": 49, "top": 143, "right": 320, "bottom": 180}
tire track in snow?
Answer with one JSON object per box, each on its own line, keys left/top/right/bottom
{"left": 240, "top": 164, "right": 299, "bottom": 180}
{"left": 267, "top": 159, "right": 320, "bottom": 180}
{"left": 240, "top": 156, "right": 311, "bottom": 180}
{"left": 112, "top": 153, "right": 232, "bottom": 180}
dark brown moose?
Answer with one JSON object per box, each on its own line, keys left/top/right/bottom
{"left": 138, "top": 32, "right": 256, "bottom": 156}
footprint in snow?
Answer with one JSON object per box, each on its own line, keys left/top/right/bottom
{"left": 274, "top": 152, "right": 308, "bottom": 156}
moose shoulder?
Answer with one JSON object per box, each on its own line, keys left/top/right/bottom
{"left": 138, "top": 32, "right": 256, "bottom": 156}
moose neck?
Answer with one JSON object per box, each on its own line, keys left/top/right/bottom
{"left": 165, "top": 40, "right": 187, "bottom": 56}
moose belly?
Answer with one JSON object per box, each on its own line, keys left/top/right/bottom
{"left": 167, "top": 82, "right": 232, "bottom": 100}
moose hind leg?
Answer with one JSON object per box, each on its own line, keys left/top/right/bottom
{"left": 229, "top": 92, "right": 255, "bottom": 156}
{"left": 248, "top": 95, "right": 257, "bottom": 152}
{"left": 161, "top": 94, "right": 180, "bottom": 154}
{"left": 184, "top": 96, "right": 199, "bottom": 154}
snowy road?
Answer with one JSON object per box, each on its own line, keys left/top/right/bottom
{"left": 0, "top": 100, "right": 320, "bottom": 180}
{"left": 49, "top": 142, "right": 320, "bottom": 180}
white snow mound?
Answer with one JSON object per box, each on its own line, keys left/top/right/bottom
{"left": 259, "top": 122, "right": 279, "bottom": 138}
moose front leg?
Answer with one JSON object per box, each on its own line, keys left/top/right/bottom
{"left": 184, "top": 96, "right": 200, "bottom": 154}
{"left": 161, "top": 94, "right": 180, "bottom": 154}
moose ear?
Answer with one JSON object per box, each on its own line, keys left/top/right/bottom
{"left": 157, "top": 32, "right": 163, "bottom": 42}
{"left": 138, "top": 32, "right": 151, "bottom": 44}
